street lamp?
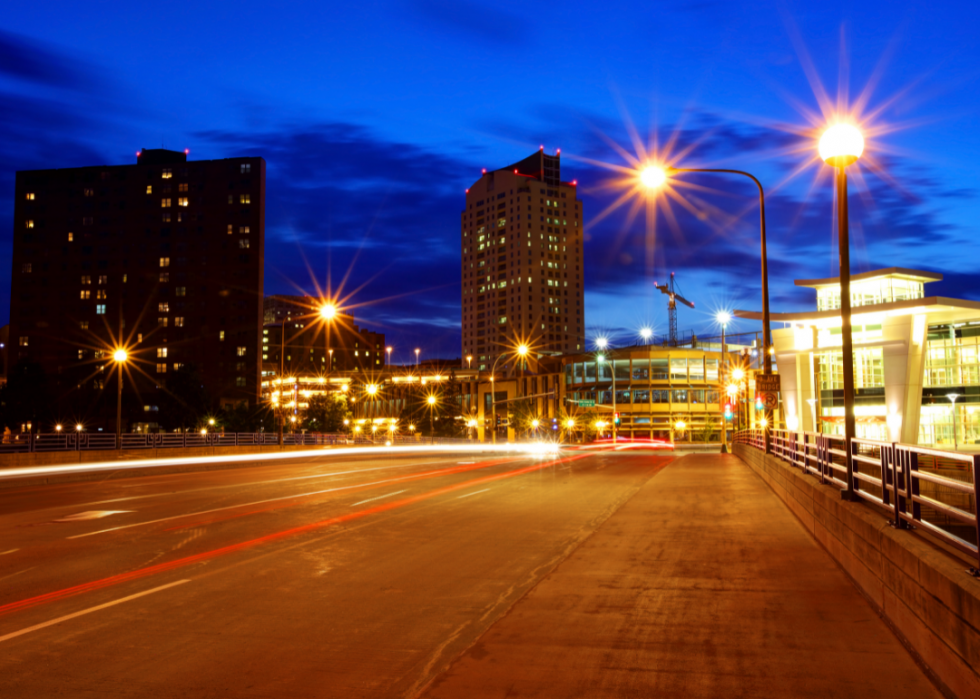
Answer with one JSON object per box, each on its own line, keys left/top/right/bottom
{"left": 597, "top": 351, "right": 618, "bottom": 444}
{"left": 427, "top": 394, "right": 437, "bottom": 444}
{"left": 488, "top": 344, "right": 530, "bottom": 445}
{"left": 319, "top": 302, "right": 337, "bottom": 388}
{"left": 819, "top": 122, "right": 865, "bottom": 498}
{"left": 366, "top": 383, "right": 379, "bottom": 421}
{"left": 466, "top": 355, "right": 472, "bottom": 369}
{"left": 564, "top": 417, "right": 576, "bottom": 443}
{"left": 946, "top": 393, "right": 961, "bottom": 450}
{"left": 415, "top": 348, "right": 420, "bottom": 367}
{"left": 386, "top": 346, "right": 393, "bottom": 367}
{"left": 640, "top": 327, "right": 653, "bottom": 344}
{"left": 643, "top": 165, "right": 773, "bottom": 452}
{"left": 717, "top": 311, "right": 731, "bottom": 446}
{"left": 112, "top": 348, "right": 128, "bottom": 446}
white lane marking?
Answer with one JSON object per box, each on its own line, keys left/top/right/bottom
{"left": 67, "top": 461, "right": 512, "bottom": 540}
{"left": 0, "top": 568, "right": 34, "bottom": 583}
{"left": 80, "top": 458, "right": 463, "bottom": 507}
{"left": 457, "top": 488, "right": 490, "bottom": 499}
{"left": 0, "top": 579, "right": 191, "bottom": 644}
{"left": 0, "top": 549, "right": 19, "bottom": 556}
{"left": 351, "top": 490, "right": 407, "bottom": 507}
{"left": 457, "top": 461, "right": 475, "bottom": 464}
{"left": 53, "top": 510, "right": 133, "bottom": 523}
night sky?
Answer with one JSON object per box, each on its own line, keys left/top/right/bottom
{"left": 2, "top": 1, "right": 978, "bottom": 363}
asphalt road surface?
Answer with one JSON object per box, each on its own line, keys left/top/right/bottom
{"left": 0, "top": 447, "right": 672, "bottom": 698}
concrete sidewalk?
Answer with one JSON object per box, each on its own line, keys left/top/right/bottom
{"left": 421, "top": 452, "right": 942, "bottom": 699}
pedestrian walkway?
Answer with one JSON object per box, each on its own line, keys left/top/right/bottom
{"left": 421, "top": 452, "right": 942, "bottom": 699}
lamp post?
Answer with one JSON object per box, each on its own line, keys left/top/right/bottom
{"left": 386, "top": 346, "right": 393, "bottom": 367}
{"left": 427, "top": 394, "right": 437, "bottom": 445}
{"left": 596, "top": 338, "right": 616, "bottom": 444}
{"left": 731, "top": 367, "right": 745, "bottom": 436}
{"left": 112, "top": 348, "right": 128, "bottom": 446}
{"left": 319, "top": 303, "right": 337, "bottom": 388}
{"left": 717, "top": 311, "right": 731, "bottom": 445}
{"left": 640, "top": 327, "right": 653, "bottom": 345}
{"left": 819, "top": 122, "right": 865, "bottom": 498}
{"left": 947, "top": 393, "right": 961, "bottom": 450}
{"left": 415, "top": 348, "right": 420, "bottom": 368}
{"left": 644, "top": 166, "right": 773, "bottom": 452}
{"left": 466, "top": 355, "right": 473, "bottom": 369}
{"left": 516, "top": 344, "right": 529, "bottom": 440}
{"left": 488, "top": 349, "right": 515, "bottom": 444}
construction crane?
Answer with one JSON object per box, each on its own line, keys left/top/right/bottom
{"left": 654, "top": 272, "right": 695, "bottom": 346}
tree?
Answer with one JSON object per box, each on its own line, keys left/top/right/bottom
{"left": 0, "top": 359, "right": 53, "bottom": 433}
{"left": 303, "top": 393, "right": 352, "bottom": 433}
{"left": 157, "top": 364, "right": 211, "bottom": 432}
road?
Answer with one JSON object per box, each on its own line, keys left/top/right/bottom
{"left": 0, "top": 447, "right": 672, "bottom": 697}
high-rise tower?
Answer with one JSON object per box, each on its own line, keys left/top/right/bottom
{"left": 460, "top": 148, "right": 584, "bottom": 372}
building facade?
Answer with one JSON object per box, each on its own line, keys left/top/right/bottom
{"left": 743, "top": 268, "right": 980, "bottom": 447}
{"left": 9, "top": 149, "right": 265, "bottom": 429}
{"left": 461, "top": 148, "right": 584, "bottom": 372}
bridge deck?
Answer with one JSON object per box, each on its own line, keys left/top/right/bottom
{"left": 423, "top": 452, "right": 942, "bottom": 699}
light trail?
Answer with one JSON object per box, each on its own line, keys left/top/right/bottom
{"left": 456, "top": 489, "right": 490, "bottom": 499}
{"left": 351, "top": 490, "right": 407, "bottom": 507}
{"left": 0, "top": 453, "right": 589, "bottom": 620}
{"left": 67, "top": 455, "right": 525, "bottom": 539}
{"left": 0, "top": 443, "right": 560, "bottom": 482}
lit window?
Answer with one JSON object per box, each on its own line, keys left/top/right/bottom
{"left": 137, "top": 333, "right": 143, "bottom": 343}
{"left": 98, "top": 275, "right": 107, "bottom": 285}
{"left": 162, "top": 212, "right": 171, "bottom": 222}
{"left": 240, "top": 226, "right": 250, "bottom": 234}
{"left": 227, "top": 224, "right": 233, "bottom": 235}
{"left": 161, "top": 198, "right": 171, "bottom": 208}
{"left": 26, "top": 220, "right": 34, "bottom": 228}
{"left": 80, "top": 321, "right": 89, "bottom": 330}
{"left": 81, "top": 275, "right": 91, "bottom": 284}
{"left": 236, "top": 346, "right": 246, "bottom": 356}
{"left": 96, "top": 304, "right": 106, "bottom": 314}
{"left": 239, "top": 239, "right": 250, "bottom": 249}
{"left": 178, "top": 197, "right": 188, "bottom": 207}
{"left": 175, "top": 317, "right": 185, "bottom": 327}
{"left": 178, "top": 183, "right": 188, "bottom": 192}
{"left": 146, "top": 186, "right": 152, "bottom": 194}
{"left": 122, "top": 274, "right": 127, "bottom": 283}
{"left": 227, "top": 195, "right": 234, "bottom": 205}
{"left": 156, "top": 363, "right": 167, "bottom": 373}
{"left": 160, "top": 257, "right": 170, "bottom": 267}
{"left": 84, "top": 188, "right": 93, "bottom": 197}
{"left": 78, "top": 349, "right": 85, "bottom": 359}
{"left": 218, "top": 330, "right": 226, "bottom": 341}
{"left": 236, "top": 377, "right": 246, "bottom": 387}
{"left": 158, "top": 302, "right": 169, "bottom": 312}
{"left": 68, "top": 232, "right": 73, "bottom": 241}
{"left": 173, "top": 363, "right": 183, "bottom": 371}
{"left": 21, "top": 263, "right": 31, "bottom": 273}
{"left": 159, "top": 272, "right": 169, "bottom": 282}
{"left": 19, "top": 336, "right": 28, "bottom": 346}
{"left": 162, "top": 168, "right": 172, "bottom": 179}
{"left": 25, "top": 192, "right": 35, "bottom": 200}
{"left": 158, "top": 317, "right": 168, "bottom": 327}
{"left": 241, "top": 163, "right": 251, "bottom": 174}
{"left": 96, "top": 290, "right": 107, "bottom": 299}
{"left": 157, "top": 347, "right": 168, "bottom": 358}
{"left": 239, "top": 194, "right": 250, "bottom": 204}
{"left": 80, "top": 290, "right": 90, "bottom": 299}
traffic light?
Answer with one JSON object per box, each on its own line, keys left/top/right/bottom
{"left": 755, "top": 395, "right": 763, "bottom": 410}
{"left": 724, "top": 403, "right": 733, "bottom": 420}
{"left": 613, "top": 412, "right": 620, "bottom": 425}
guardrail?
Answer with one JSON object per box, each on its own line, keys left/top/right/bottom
{"left": 0, "top": 432, "right": 386, "bottom": 454}
{"left": 736, "top": 428, "right": 980, "bottom": 570}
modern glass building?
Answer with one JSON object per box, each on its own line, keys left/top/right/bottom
{"left": 739, "top": 268, "right": 980, "bottom": 447}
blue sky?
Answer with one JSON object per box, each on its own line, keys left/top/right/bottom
{"left": 1, "top": 0, "right": 978, "bottom": 361}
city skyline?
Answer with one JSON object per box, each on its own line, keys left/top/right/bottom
{"left": 1, "top": 1, "right": 978, "bottom": 360}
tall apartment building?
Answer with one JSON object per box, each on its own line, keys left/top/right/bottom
{"left": 461, "top": 148, "right": 584, "bottom": 371}
{"left": 9, "top": 149, "right": 265, "bottom": 429}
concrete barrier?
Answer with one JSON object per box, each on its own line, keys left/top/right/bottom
{"left": 734, "top": 443, "right": 980, "bottom": 699}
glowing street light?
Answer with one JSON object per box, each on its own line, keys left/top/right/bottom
{"left": 640, "top": 327, "right": 653, "bottom": 343}
{"left": 415, "top": 348, "right": 420, "bottom": 367}
{"left": 466, "top": 355, "right": 472, "bottom": 369}
{"left": 55, "top": 424, "right": 63, "bottom": 432}
{"left": 731, "top": 368, "right": 745, "bottom": 382}
{"left": 640, "top": 165, "right": 668, "bottom": 189}
{"left": 820, "top": 121, "right": 865, "bottom": 498}
{"left": 386, "top": 346, "right": 393, "bottom": 366}
{"left": 76, "top": 423, "right": 83, "bottom": 432}
{"left": 112, "top": 348, "right": 128, "bottom": 445}
{"left": 595, "top": 337, "right": 608, "bottom": 350}
{"left": 427, "top": 394, "right": 437, "bottom": 444}
{"left": 319, "top": 303, "right": 337, "bottom": 320}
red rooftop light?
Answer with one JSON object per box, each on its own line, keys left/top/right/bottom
{"left": 184, "top": 148, "right": 189, "bottom": 154}
{"left": 572, "top": 180, "right": 577, "bottom": 186}
{"left": 539, "top": 145, "right": 544, "bottom": 150}
{"left": 557, "top": 148, "right": 561, "bottom": 154}
{"left": 481, "top": 168, "right": 486, "bottom": 174}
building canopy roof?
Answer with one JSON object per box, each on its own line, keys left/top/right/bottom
{"left": 794, "top": 267, "right": 942, "bottom": 289}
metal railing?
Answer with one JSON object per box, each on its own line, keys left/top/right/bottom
{"left": 736, "top": 428, "right": 980, "bottom": 570}
{"left": 0, "top": 432, "right": 366, "bottom": 454}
